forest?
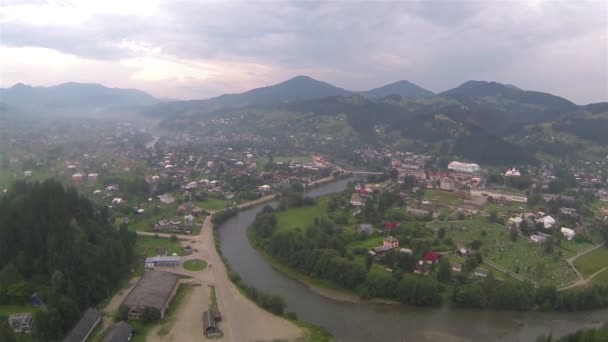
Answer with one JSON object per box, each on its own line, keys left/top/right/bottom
{"left": 0, "top": 180, "right": 136, "bottom": 340}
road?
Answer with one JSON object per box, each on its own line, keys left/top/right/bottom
{"left": 132, "top": 215, "right": 303, "bottom": 341}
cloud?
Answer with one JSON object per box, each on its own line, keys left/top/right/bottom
{"left": 0, "top": 0, "right": 606, "bottom": 103}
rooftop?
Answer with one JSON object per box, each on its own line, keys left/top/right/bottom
{"left": 122, "top": 271, "right": 180, "bottom": 311}
{"left": 62, "top": 308, "right": 101, "bottom": 342}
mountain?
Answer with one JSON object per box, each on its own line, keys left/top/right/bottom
{"left": 436, "top": 80, "right": 577, "bottom": 133}
{"left": 0, "top": 82, "right": 159, "bottom": 115}
{"left": 362, "top": 80, "right": 434, "bottom": 99}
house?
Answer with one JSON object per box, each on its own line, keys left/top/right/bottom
{"left": 87, "top": 173, "right": 99, "bottom": 182}
{"left": 191, "top": 207, "right": 204, "bottom": 216}
{"left": 474, "top": 267, "right": 489, "bottom": 278}
{"left": 23, "top": 170, "right": 32, "bottom": 178}
{"left": 122, "top": 271, "right": 180, "bottom": 320}
{"left": 530, "top": 234, "right": 548, "bottom": 245}
{"left": 469, "top": 189, "right": 528, "bottom": 203}
{"left": 424, "top": 251, "right": 440, "bottom": 264}
{"left": 350, "top": 194, "right": 365, "bottom": 207}
{"left": 561, "top": 227, "right": 576, "bottom": 241}
{"left": 62, "top": 308, "right": 101, "bottom": 342}
{"left": 111, "top": 198, "right": 124, "bottom": 204}
{"left": 358, "top": 224, "right": 373, "bottom": 235}
{"left": 440, "top": 178, "right": 455, "bottom": 191}
{"left": 505, "top": 168, "right": 521, "bottom": 177}
{"left": 258, "top": 184, "right": 272, "bottom": 193}
{"left": 72, "top": 173, "right": 85, "bottom": 182}
{"left": 8, "top": 312, "right": 33, "bottom": 333}
{"left": 456, "top": 248, "right": 469, "bottom": 257}
{"left": 101, "top": 322, "right": 133, "bottom": 342}
{"left": 370, "top": 245, "right": 392, "bottom": 256}
{"left": 203, "top": 310, "right": 223, "bottom": 338}
{"left": 508, "top": 216, "right": 523, "bottom": 227}
{"left": 383, "top": 236, "right": 399, "bottom": 249}
{"left": 398, "top": 248, "right": 414, "bottom": 255}
{"left": 452, "top": 263, "right": 463, "bottom": 273}
{"left": 145, "top": 255, "right": 181, "bottom": 269}
{"left": 536, "top": 215, "right": 556, "bottom": 229}
{"left": 414, "top": 260, "right": 432, "bottom": 274}
{"left": 448, "top": 161, "right": 480, "bottom": 173}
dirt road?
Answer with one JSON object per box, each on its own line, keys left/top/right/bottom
{"left": 141, "top": 215, "right": 303, "bottom": 342}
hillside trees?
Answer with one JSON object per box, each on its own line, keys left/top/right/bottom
{"left": 0, "top": 180, "right": 136, "bottom": 340}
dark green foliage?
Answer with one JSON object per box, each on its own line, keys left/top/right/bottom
{"left": 0, "top": 180, "right": 136, "bottom": 340}
{"left": 437, "top": 258, "right": 452, "bottom": 283}
{"left": 211, "top": 207, "right": 239, "bottom": 225}
{"left": 116, "top": 305, "right": 129, "bottom": 321}
{"left": 554, "top": 118, "right": 608, "bottom": 144}
{"left": 142, "top": 306, "right": 161, "bottom": 323}
{"left": 0, "top": 320, "right": 16, "bottom": 342}
{"left": 537, "top": 322, "right": 608, "bottom": 342}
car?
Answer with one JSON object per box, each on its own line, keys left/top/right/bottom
{"left": 194, "top": 249, "right": 199, "bottom": 252}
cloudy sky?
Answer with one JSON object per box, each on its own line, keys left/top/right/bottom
{"left": 1, "top": 0, "right": 606, "bottom": 104}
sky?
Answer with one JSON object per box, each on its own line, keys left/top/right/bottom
{"left": 0, "top": 0, "right": 606, "bottom": 104}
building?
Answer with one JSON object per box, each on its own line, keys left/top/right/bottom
{"left": 470, "top": 189, "right": 528, "bottom": 203}
{"left": 101, "top": 322, "right": 133, "bottom": 342}
{"left": 383, "top": 236, "right": 399, "bottom": 249}
{"left": 536, "top": 215, "right": 557, "bottom": 229}
{"left": 440, "top": 178, "right": 455, "bottom": 191}
{"left": 8, "top": 312, "right": 33, "bottom": 333}
{"left": 63, "top": 308, "right": 101, "bottom": 342}
{"left": 474, "top": 267, "right": 489, "bottom": 278}
{"left": 23, "top": 171, "right": 32, "bottom": 178}
{"left": 424, "top": 251, "right": 440, "bottom": 264}
{"left": 505, "top": 168, "right": 521, "bottom": 177}
{"left": 87, "top": 173, "right": 99, "bottom": 182}
{"left": 448, "top": 161, "right": 480, "bottom": 173}
{"left": 358, "top": 224, "right": 373, "bottom": 235}
{"left": 122, "top": 271, "right": 180, "bottom": 320}
{"left": 203, "top": 311, "right": 223, "bottom": 338}
{"left": 145, "top": 255, "right": 181, "bottom": 269}
{"left": 452, "top": 263, "right": 463, "bottom": 273}
{"left": 530, "top": 234, "right": 548, "bottom": 245}
{"left": 72, "top": 173, "right": 85, "bottom": 183}
{"left": 561, "top": 227, "right": 576, "bottom": 241}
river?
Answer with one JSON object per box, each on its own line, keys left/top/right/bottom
{"left": 218, "top": 178, "right": 608, "bottom": 341}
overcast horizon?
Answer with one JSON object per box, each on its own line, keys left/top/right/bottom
{"left": 1, "top": 0, "right": 607, "bottom": 104}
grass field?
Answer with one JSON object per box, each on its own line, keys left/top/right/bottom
{"left": 128, "top": 203, "right": 179, "bottom": 232}
{"left": 591, "top": 268, "right": 608, "bottom": 286}
{"left": 423, "top": 190, "right": 463, "bottom": 206}
{"left": 276, "top": 198, "right": 328, "bottom": 231}
{"left": 559, "top": 239, "right": 594, "bottom": 258}
{"left": 347, "top": 237, "right": 384, "bottom": 251}
{"left": 0, "top": 305, "right": 38, "bottom": 317}
{"left": 194, "top": 197, "right": 227, "bottom": 211}
{"left": 134, "top": 235, "right": 184, "bottom": 274}
{"left": 183, "top": 259, "right": 207, "bottom": 271}
{"left": 574, "top": 247, "right": 608, "bottom": 277}
{"left": 430, "top": 220, "right": 579, "bottom": 286}
{"left": 209, "top": 285, "right": 218, "bottom": 311}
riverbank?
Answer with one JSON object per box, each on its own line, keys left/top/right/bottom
{"left": 247, "top": 228, "right": 400, "bottom": 305}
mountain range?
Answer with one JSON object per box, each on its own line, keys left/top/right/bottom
{"left": 0, "top": 82, "right": 159, "bottom": 116}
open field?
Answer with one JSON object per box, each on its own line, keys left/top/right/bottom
{"left": 256, "top": 155, "right": 312, "bottom": 169}
{"left": 128, "top": 203, "right": 179, "bottom": 232}
{"left": 276, "top": 198, "right": 328, "bottom": 231}
{"left": 559, "top": 239, "right": 594, "bottom": 257}
{"left": 591, "top": 269, "right": 608, "bottom": 286}
{"left": 183, "top": 259, "right": 207, "bottom": 271}
{"left": 423, "top": 190, "right": 463, "bottom": 206}
{"left": 0, "top": 305, "right": 39, "bottom": 317}
{"left": 194, "top": 197, "right": 227, "bottom": 211}
{"left": 430, "top": 220, "right": 579, "bottom": 286}
{"left": 574, "top": 247, "right": 608, "bottom": 277}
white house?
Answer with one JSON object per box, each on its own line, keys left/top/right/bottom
{"left": 536, "top": 215, "right": 556, "bottom": 229}
{"left": 561, "top": 227, "right": 576, "bottom": 240}
{"left": 505, "top": 168, "right": 521, "bottom": 177}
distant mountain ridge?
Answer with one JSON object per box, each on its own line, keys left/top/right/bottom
{"left": 0, "top": 82, "right": 159, "bottom": 116}
{"left": 362, "top": 80, "right": 434, "bottom": 98}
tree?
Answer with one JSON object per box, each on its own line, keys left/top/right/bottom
{"left": 471, "top": 240, "right": 483, "bottom": 251}
{"left": 365, "top": 253, "right": 373, "bottom": 271}
{"left": 0, "top": 320, "right": 16, "bottom": 342}
{"left": 116, "top": 305, "right": 129, "bottom": 321}
{"left": 510, "top": 227, "right": 519, "bottom": 241}
{"left": 437, "top": 227, "right": 446, "bottom": 240}
{"left": 437, "top": 258, "right": 452, "bottom": 283}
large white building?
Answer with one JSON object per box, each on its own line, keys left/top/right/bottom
{"left": 448, "top": 161, "right": 480, "bottom": 173}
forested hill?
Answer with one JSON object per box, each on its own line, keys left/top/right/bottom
{"left": 0, "top": 180, "right": 136, "bottom": 340}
